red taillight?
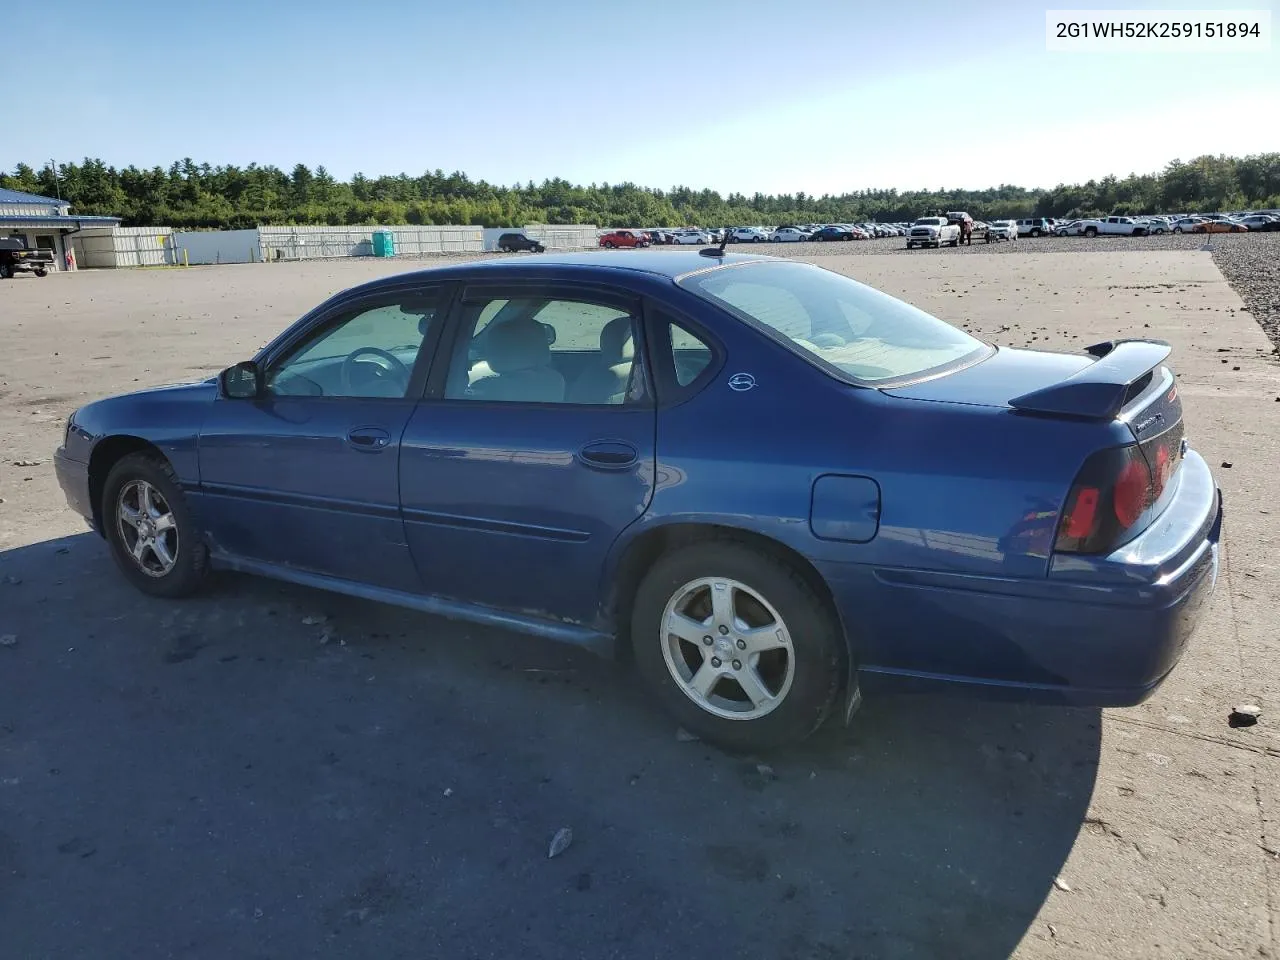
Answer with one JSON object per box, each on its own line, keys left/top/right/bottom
{"left": 1153, "top": 443, "right": 1172, "bottom": 498}
{"left": 1062, "top": 487, "right": 1099, "bottom": 539}
{"left": 1054, "top": 444, "right": 1156, "bottom": 554}
{"left": 1113, "top": 458, "right": 1150, "bottom": 527}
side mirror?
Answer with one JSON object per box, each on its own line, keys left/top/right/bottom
{"left": 220, "top": 360, "right": 262, "bottom": 399}
{"left": 540, "top": 321, "right": 556, "bottom": 346}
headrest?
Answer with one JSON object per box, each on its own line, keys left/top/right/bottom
{"left": 600, "top": 315, "right": 634, "bottom": 365}
{"left": 486, "top": 320, "right": 552, "bottom": 373}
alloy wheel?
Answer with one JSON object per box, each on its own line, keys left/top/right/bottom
{"left": 660, "top": 577, "right": 795, "bottom": 720}
{"left": 116, "top": 479, "right": 180, "bottom": 577}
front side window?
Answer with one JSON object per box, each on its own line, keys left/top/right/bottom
{"left": 679, "top": 260, "right": 988, "bottom": 385}
{"left": 266, "top": 292, "right": 438, "bottom": 399}
{"left": 445, "top": 294, "right": 644, "bottom": 405}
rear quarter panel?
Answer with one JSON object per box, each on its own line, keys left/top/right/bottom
{"left": 616, "top": 289, "right": 1127, "bottom": 579}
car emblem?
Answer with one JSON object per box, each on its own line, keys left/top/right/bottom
{"left": 727, "top": 373, "right": 756, "bottom": 392}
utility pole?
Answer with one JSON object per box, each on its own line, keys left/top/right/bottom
{"left": 49, "top": 159, "right": 62, "bottom": 201}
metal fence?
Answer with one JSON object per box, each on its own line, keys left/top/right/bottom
{"left": 73, "top": 227, "right": 177, "bottom": 268}
{"left": 256, "top": 225, "right": 483, "bottom": 261}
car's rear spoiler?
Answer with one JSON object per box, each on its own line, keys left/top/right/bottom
{"left": 1008, "top": 339, "right": 1173, "bottom": 420}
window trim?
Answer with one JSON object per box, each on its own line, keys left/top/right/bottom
{"left": 254, "top": 280, "right": 456, "bottom": 403}
{"left": 643, "top": 298, "right": 726, "bottom": 408}
{"left": 426, "top": 280, "right": 655, "bottom": 410}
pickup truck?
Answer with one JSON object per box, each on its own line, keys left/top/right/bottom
{"left": 906, "top": 217, "right": 960, "bottom": 248}
{"left": 598, "top": 230, "right": 650, "bottom": 249}
{"left": 1075, "top": 216, "right": 1149, "bottom": 237}
{"left": 0, "top": 237, "right": 54, "bottom": 278}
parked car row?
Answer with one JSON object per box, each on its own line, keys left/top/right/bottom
{"left": 1052, "top": 211, "right": 1280, "bottom": 237}
{"left": 601, "top": 222, "right": 914, "bottom": 248}
{"left": 593, "top": 209, "right": 1280, "bottom": 251}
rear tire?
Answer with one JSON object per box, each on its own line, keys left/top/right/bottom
{"left": 102, "top": 453, "right": 209, "bottom": 599}
{"left": 631, "top": 540, "right": 845, "bottom": 750}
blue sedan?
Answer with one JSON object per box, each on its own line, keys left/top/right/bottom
{"left": 54, "top": 251, "right": 1223, "bottom": 748}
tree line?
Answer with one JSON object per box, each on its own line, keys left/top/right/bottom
{"left": 3, "top": 154, "right": 1277, "bottom": 230}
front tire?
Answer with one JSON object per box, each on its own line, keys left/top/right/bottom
{"left": 631, "top": 541, "right": 844, "bottom": 749}
{"left": 102, "top": 453, "right": 208, "bottom": 599}
{"left": 1084, "top": 227, "right": 1098, "bottom": 237}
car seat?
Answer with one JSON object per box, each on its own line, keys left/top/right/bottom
{"left": 467, "top": 320, "right": 565, "bottom": 402}
{"left": 568, "top": 315, "right": 634, "bottom": 404}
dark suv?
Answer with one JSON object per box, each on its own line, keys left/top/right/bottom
{"left": 497, "top": 232, "right": 546, "bottom": 253}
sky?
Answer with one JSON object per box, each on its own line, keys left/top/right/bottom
{"left": 7, "top": 0, "right": 1278, "bottom": 195}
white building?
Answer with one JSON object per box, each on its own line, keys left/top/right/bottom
{"left": 0, "top": 187, "right": 121, "bottom": 270}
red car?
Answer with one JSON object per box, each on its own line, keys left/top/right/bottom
{"left": 598, "top": 230, "right": 650, "bottom": 249}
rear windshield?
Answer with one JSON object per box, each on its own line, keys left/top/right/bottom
{"left": 678, "top": 260, "right": 989, "bottom": 385}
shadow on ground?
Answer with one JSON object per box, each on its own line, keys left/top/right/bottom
{"left": 0, "top": 533, "right": 1101, "bottom": 960}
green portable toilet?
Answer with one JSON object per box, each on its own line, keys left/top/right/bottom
{"left": 372, "top": 229, "right": 395, "bottom": 257}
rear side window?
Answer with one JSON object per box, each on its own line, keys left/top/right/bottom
{"left": 670, "top": 322, "right": 713, "bottom": 386}
{"left": 679, "top": 260, "right": 988, "bottom": 385}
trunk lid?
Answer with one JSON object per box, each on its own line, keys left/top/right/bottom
{"left": 887, "top": 338, "right": 1187, "bottom": 524}
{"left": 882, "top": 345, "right": 1094, "bottom": 408}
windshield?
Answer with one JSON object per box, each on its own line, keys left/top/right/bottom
{"left": 914, "top": 218, "right": 945, "bottom": 226}
{"left": 678, "top": 260, "right": 989, "bottom": 385}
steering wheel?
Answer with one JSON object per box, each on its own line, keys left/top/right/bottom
{"left": 340, "top": 347, "right": 412, "bottom": 395}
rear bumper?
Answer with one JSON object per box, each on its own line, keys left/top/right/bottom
{"left": 820, "top": 452, "right": 1223, "bottom": 706}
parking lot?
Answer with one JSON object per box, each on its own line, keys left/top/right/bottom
{"left": 2, "top": 246, "right": 1278, "bottom": 959}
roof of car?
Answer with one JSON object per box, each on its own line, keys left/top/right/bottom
{"left": 375, "top": 250, "right": 781, "bottom": 285}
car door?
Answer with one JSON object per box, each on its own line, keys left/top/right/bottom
{"left": 399, "top": 281, "right": 656, "bottom": 625}
{"left": 196, "top": 283, "right": 451, "bottom": 592}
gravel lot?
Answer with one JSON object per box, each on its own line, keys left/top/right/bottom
{"left": 1, "top": 250, "right": 1278, "bottom": 959}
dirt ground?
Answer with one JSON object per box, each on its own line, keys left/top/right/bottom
{"left": 1, "top": 250, "right": 1277, "bottom": 960}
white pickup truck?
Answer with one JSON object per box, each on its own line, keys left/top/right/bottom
{"left": 1074, "top": 216, "right": 1150, "bottom": 237}
{"left": 906, "top": 217, "right": 960, "bottom": 249}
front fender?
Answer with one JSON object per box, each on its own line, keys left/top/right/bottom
{"left": 69, "top": 380, "right": 216, "bottom": 485}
